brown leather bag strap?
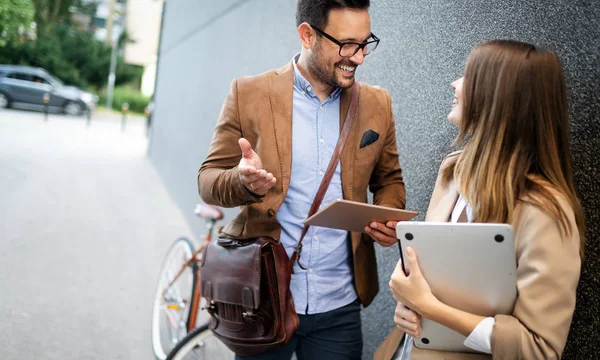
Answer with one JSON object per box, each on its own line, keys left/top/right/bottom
{"left": 290, "top": 81, "right": 360, "bottom": 272}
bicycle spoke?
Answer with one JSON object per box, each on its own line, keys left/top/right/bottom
{"left": 152, "top": 238, "right": 197, "bottom": 360}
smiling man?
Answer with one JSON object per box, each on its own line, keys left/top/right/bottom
{"left": 198, "top": 1, "right": 406, "bottom": 359}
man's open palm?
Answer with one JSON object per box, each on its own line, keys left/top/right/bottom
{"left": 238, "top": 138, "right": 276, "bottom": 196}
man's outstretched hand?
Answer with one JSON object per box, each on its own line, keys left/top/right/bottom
{"left": 238, "top": 138, "right": 276, "bottom": 196}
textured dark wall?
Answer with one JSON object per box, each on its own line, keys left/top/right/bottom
{"left": 149, "top": 0, "right": 600, "bottom": 358}
{"left": 363, "top": 1, "right": 600, "bottom": 359}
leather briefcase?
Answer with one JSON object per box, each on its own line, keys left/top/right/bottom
{"left": 200, "top": 237, "right": 298, "bottom": 356}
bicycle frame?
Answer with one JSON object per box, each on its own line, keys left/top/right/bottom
{"left": 161, "top": 219, "right": 216, "bottom": 332}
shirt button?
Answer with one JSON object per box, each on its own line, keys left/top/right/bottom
{"left": 319, "top": 170, "right": 324, "bottom": 176}
{"left": 314, "top": 235, "right": 318, "bottom": 240}
{"left": 307, "top": 86, "right": 312, "bottom": 92}
{"left": 309, "top": 268, "right": 313, "bottom": 273}
{"left": 320, "top": 138, "right": 324, "bottom": 144}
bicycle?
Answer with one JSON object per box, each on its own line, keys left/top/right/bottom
{"left": 151, "top": 203, "right": 235, "bottom": 360}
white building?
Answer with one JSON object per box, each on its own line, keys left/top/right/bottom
{"left": 90, "top": 0, "right": 126, "bottom": 43}
{"left": 123, "top": 0, "right": 164, "bottom": 97}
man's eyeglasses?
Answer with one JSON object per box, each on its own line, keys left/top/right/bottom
{"left": 311, "top": 25, "right": 380, "bottom": 58}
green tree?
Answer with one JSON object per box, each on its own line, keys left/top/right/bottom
{"left": 32, "top": 0, "right": 75, "bottom": 36}
{"left": 0, "top": 23, "right": 144, "bottom": 90}
{"left": 0, "top": 0, "right": 35, "bottom": 47}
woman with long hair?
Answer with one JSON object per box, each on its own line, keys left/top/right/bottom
{"left": 376, "top": 40, "right": 585, "bottom": 359}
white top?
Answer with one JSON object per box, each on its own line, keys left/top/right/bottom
{"left": 394, "top": 195, "right": 494, "bottom": 359}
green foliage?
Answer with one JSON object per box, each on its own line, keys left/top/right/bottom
{"left": 99, "top": 86, "right": 150, "bottom": 114}
{"left": 0, "top": 24, "right": 144, "bottom": 90}
{"left": 0, "top": 0, "right": 35, "bottom": 47}
{"left": 0, "top": 0, "right": 144, "bottom": 91}
{"left": 116, "top": 57, "right": 144, "bottom": 89}
{"left": 32, "top": 0, "right": 76, "bottom": 36}
{"left": 72, "top": 0, "right": 98, "bottom": 19}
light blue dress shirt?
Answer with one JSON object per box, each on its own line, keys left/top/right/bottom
{"left": 276, "top": 57, "right": 358, "bottom": 315}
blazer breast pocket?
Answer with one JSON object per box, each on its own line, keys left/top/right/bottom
{"left": 359, "top": 129, "right": 380, "bottom": 149}
{"left": 356, "top": 129, "right": 381, "bottom": 162}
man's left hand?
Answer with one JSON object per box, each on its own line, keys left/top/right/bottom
{"left": 365, "top": 221, "right": 398, "bottom": 247}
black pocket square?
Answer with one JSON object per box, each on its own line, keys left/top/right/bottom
{"left": 360, "top": 130, "right": 380, "bottom": 148}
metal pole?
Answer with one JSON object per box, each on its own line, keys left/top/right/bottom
{"left": 144, "top": 105, "right": 151, "bottom": 135}
{"left": 105, "top": 0, "right": 116, "bottom": 45}
{"left": 121, "top": 102, "right": 129, "bottom": 131}
{"left": 86, "top": 104, "right": 92, "bottom": 126}
{"left": 106, "top": 38, "right": 118, "bottom": 111}
{"left": 43, "top": 93, "right": 50, "bottom": 121}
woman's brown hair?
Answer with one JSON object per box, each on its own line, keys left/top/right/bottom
{"left": 442, "top": 40, "right": 585, "bottom": 255}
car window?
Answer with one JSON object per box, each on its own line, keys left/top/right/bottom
{"left": 7, "top": 72, "right": 34, "bottom": 82}
{"left": 32, "top": 75, "right": 50, "bottom": 85}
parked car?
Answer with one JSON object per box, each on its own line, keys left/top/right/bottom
{"left": 0, "top": 65, "right": 98, "bottom": 116}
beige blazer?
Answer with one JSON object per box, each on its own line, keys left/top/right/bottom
{"left": 198, "top": 61, "right": 406, "bottom": 307}
{"left": 375, "top": 153, "right": 581, "bottom": 360}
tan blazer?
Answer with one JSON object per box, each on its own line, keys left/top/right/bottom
{"left": 375, "top": 153, "right": 581, "bottom": 360}
{"left": 198, "top": 61, "right": 406, "bottom": 307}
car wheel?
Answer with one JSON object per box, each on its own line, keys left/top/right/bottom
{"left": 0, "top": 92, "right": 10, "bottom": 109}
{"left": 64, "top": 101, "right": 83, "bottom": 116}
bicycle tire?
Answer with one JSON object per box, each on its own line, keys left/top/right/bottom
{"left": 151, "top": 237, "right": 197, "bottom": 360}
{"left": 166, "top": 323, "right": 235, "bottom": 360}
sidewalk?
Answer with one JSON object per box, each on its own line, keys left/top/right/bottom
{"left": 0, "top": 108, "right": 195, "bottom": 359}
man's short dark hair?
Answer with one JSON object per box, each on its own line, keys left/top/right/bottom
{"left": 295, "top": 0, "right": 370, "bottom": 29}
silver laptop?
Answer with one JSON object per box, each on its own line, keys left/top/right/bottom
{"left": 395, "top": 222, "right": 517, "bottom": 353}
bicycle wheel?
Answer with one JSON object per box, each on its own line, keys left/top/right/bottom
{"left": 152, "top": 237, "right": 197, "bottom": 360}
{"left": 167, "top": 323, "right": 235, "bottom": 360}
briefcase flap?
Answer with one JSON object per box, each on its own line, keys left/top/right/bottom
{"left": 201, "top": 238, "right": 270, "bottom": 310}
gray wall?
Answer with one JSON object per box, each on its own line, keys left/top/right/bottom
{"left": 149, "top": 0, "right": 600, "bottom": 358}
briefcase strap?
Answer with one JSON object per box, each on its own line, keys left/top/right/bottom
{"left": 290, "top": 81, "right": 361, "bottom": 272}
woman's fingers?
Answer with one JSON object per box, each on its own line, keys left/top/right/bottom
{"left": 394, "top": 302, "right": 422, "bottom": 338}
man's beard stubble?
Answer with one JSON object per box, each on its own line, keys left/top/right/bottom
{"left": 307, "top": 41, "right": 356, "bottom": 90}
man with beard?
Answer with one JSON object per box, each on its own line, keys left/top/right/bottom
{"left": 198, "top": 1, "right": 405, "bottom": 359}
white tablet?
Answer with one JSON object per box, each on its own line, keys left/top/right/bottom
{"left": 395, "top": 222, "right": 517, "bottom": 353}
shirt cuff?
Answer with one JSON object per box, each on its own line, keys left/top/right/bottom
{"left": 463, "top": 317, "right": 494, "bottom": 354}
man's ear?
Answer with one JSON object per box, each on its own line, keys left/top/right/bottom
{"left": 297, "top": 22, "right": 315, "bottom": 49}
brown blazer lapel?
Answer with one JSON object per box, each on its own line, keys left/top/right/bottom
{"left": 269, "top": 65, "right": 359, "bottom": 201}
{"left": 269, "top": 62, "right": 294, "bottom": 196}
{"left": 340, "top": 85, "right": 360, "bottom": 201}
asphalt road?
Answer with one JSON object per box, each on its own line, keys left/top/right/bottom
{"left": 0, "top": 108, "right": 197, "bottom": 359}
